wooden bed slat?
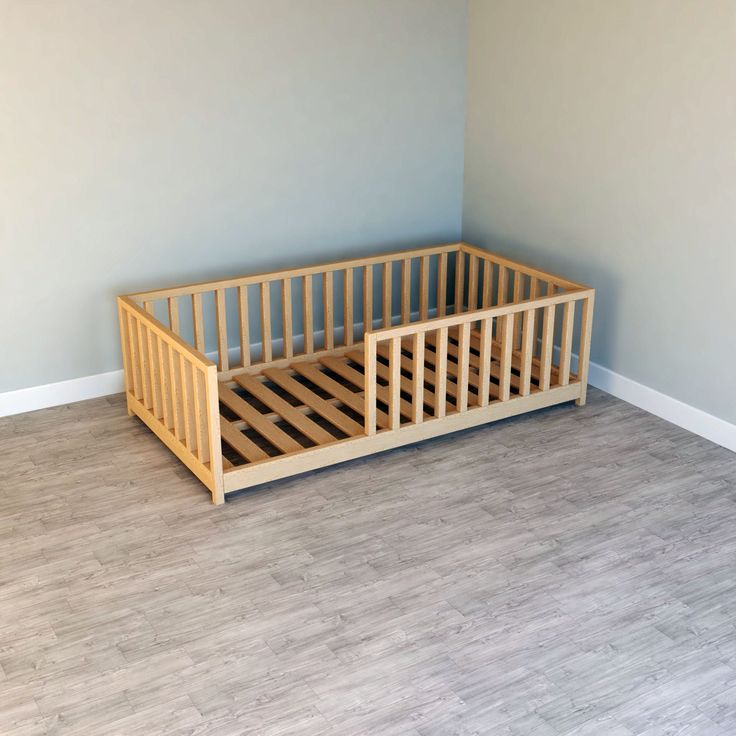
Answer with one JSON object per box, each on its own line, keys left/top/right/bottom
{"left": 218, "top": 383, "right": 301, "bottom": 454}
{"left": 219, "top": 417, "right": 269, "bottom": 462}
{"left": 293, "top": 362, "right": 389, "bottom": 429}
{"left": 264, "top": 368, "right": 363, "bottom": 437}
{"left": 320, "top": 355, "right": 414, "bottom": 421}
{"left": 234, "top": 374, "right": 336, "bottom": 446}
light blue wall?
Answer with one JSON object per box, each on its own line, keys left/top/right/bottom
{"left": 0, "top": 0, "right": 468, "bottom": 391}
{"left": 463, "top": 0, "right": 736, "bottom": 424}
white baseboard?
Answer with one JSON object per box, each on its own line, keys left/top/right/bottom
{"left": 2, "top": 321, "right": 735, "bottom": 455}
{"left": 0, "top": 369, "right": 125, "bottom": 418}
{"left": 586, "top": 360, "right": 736, "bottom": 453}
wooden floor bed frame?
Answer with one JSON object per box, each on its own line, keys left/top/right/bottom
{"left": 118, "top": 242, "right": 594, "bottom": 504}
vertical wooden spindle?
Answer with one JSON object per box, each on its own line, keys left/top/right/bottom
{"left": 179, "top": 356, "right": 193, "bottom": 449}
{"left": 457, "top": 321, "right": 470, "bottom": 412}
{"left": 168, "top": 346, "right": 182, "bottom": 440}
{"left": 467, "top": 256, "right": 479, "bottom": 311}
{"left": 215, "top": 288, "right": 228, "bottom": 372}
{"left": 281, "top": 278, "right": 293, "bottom": 358}
{"left": 539, "top": 304, "right": 555, "bottom": 391}
{"left": 344, "top": 268, "right": 354, "bottom": 346}
{"left": 323, "top": 271, "right": 334, "bottom": 350}
{"left": 238, "top": 285, "right": 250, "bottom": 368}
{"left": 520, "top": 308, "right": 536, "bottom": 396}
{"left": 513, "top": 272, "right": 524, "bottom": 348}
{"left": 389, "top": 336, "right": 401, "bottom": 431}
{"left": 260, "top": 282, "right": 272, "bottom": 363}
{"left": 205, "top": 365, "right": 224, "bottom": 505}
{"left": 412, "top": 331, "right": 425, "bottom": 424}
{"left": 454, "top": 250, "right": 465, "bottom": 314}
{"left": 126, "top": 313, "right": 142, "bottom": 401}
{"left": 144, "top": 301, "right": 154, "bottom": 315}
{"left": 192, "top": 293, "right": 205, "bottom": 353}
{"left": 192, "top": 366, "right": 204, "bottom": 460}
{"left": 118, "top": 306, "right": 133, "bottom": 408}
{"left": 482, "top": 260, "right": 492, "bottom": 308}
{"left": 146, "top": 327, "right": 161, "bottom": 418}
{"left": 478, "top": 317, "right": 492, "bottom": 407}
{"left": 500, "top": 313, "right": 514, "bottom": 401}
{"left": 434, "top": 327, "right": 448, "bottom": 418}
{"left": 576, "top": 293, "right": 595, "bottom": 406}
{"left": 137, "top": 320, "right": 151, "bottom": 409}
{"left": 401, "top": 258, "right": 411, "bottom": 323}
{"left": 157, "top": 334, "right": 171, "bottom": 429}
{"left": 363, "top": 265, "right": 373, "bottom": 336}
{"left": 303, "top": 274, "right": 314, "bottom": 354}
{"left": 498, "top": 265, "right": 508, "bottom": 305}
{"left": 364, "top": 337, "right": 377, "bottom": 436}
{"left": 559, "top": 301, "right": 575, "bottom": 386}
{"left": 382, "top": 262, "right": 392, "bottom": 328}
{"left": 419, "top": 255, "right": 429, "bottom": 320}
{"left": 168, "top": 297, "right": 180, "bottom": 334}
{"left": 438, "top": 252, "right": 448, "bottom": 316}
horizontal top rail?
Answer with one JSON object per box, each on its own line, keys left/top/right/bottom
{"left": 460, "top": 242, "right": 589, "bottom": 291}
{"left": 118, "top": 295, "right": 216, "bottom": 370}
{"left": 124, "top": 242, "right": 462, "bottom": 302}
{"left": 365, "top": 288, "right": 595, "bottom": 342}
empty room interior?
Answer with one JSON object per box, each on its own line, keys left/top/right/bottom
{"left": 2, "top": 1, "right": 736, "bottom": 734}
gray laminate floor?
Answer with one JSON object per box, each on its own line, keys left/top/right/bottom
{"left": 2, "top": 389, "right": 736, "bottom": 735}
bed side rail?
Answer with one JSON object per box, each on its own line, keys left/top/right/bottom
{"left": 453, "top": 243, "right": 589, "bottom": 321}
{"left": 121, "top": 242, "right": 463, "bottom": 380}
{"left": 363, "top": 288, "right": 595, "bottom": 436}
{"left": 118, "top": 296, "right": 224, "bottom": 504}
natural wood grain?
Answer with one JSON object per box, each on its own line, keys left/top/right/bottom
{"left": 281, "top": 278, "right": 293, "bottom": 359}
{"left": 238, "top": 285, "right": 250, "bottom": 368}
{"left": 344, "top": 268, "right": 354, "bottom": 346}
{"left": 323, "top": 271, "right": 334, "bottom": 350}
{"left": 263, "top": 367, "right": 363, "bottom": 437}
{"left": 215, "top": 288, "right": 229, "bottom": 372}
{"left": 234, "top": 374, "right": 335, "bottom": 446}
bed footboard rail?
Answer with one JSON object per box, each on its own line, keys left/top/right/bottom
{"left": 363, "top": 288, "right": 595, "bottom": 437}
{"left": 118, "top": 296, "right": 224, "bottom": 504}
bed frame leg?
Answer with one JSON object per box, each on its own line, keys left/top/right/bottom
{"left": 576, "top": 383, "right": 588, "bottom": 407}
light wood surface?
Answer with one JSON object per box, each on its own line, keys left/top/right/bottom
{"left": 118, "top": 242, "right": 594, "bottom": 502}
